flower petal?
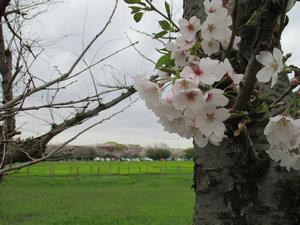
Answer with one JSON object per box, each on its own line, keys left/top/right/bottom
{"left": 256, "top": 51, "right": 273, "bottom": 66}
{"left": 256, "top": 67, "right": 273, "bottom": 83}
{"left": 193, "top": 129, "right": 209, "bottom": 148}
{"left": 273, "top": 47, "right": 283, "bottom": 65}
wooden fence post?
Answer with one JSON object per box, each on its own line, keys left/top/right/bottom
{"left": 118, "top": 166, "right": 120, "bottom": 176}
{"left": 138, "top": 166, "right": 141, "bottom": 175}
{"left": 97, "top": 165, "right": 101, "bottom": 175}
{"left": 26, "top": 167, "right": 30, "bottom": 176}
{"left": 109, "top": 165, "right": 112, "bottom": 176}
{"left": 90, "top": 166, "right": 93, "bottom": 175}
{"left": 48, "top": 167, "right": 52, "bottom": 177}
{"left": 76, "top": 167, "right": 79, "bottom": 176}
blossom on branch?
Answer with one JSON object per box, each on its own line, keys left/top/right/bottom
{"left": 178, "top": 16, "right": 201, "bottom": 42}
{"left": 267, "top": 146, "right": 300, "bottom": 171}
{"left": 264, "top": 115, "right": 300, "bottom": 150}
{"left": 132, "top": 1, "right": 299, "bottom": 164}
{"left": 133, "top": 76, "right": 160, "bottom": 108}
{"left": 203, "top": 88, "right": 229, "bottom": 107}
{"left": 201, "top": 39, "right": 220, "bottom": 56}
{"left": 201, "top": 14, "right": 232, "bottom": 42}
{"left": 204, "top": 0, "right": 228, "bottom": 17}
{"left": 165, "top": 41, "right": 188, "bottom": 67}
{"left": 256, "top": 47, "right": 283, "bottom": 88}
{"left": 222, "top": 58, "right": 244, "bottom": 85}
{"left": 180, "top": 58, "right": 226, "bottom": 85}
{"left": 172, "top": 89, "right": 205, "bottom": 113}
{"left": 195, "top": 105, "right": 230, "bottom": 143}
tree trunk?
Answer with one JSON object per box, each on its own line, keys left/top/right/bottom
{"left": 182, "top": 0, "right": 300, "bottom": 224}
{"left": 193, "top": 129, "right": 300, "bottom": 225}
{"left": 0, "top": 2, "right": 14, "bottom": 181}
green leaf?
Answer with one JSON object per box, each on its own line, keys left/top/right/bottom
{"left": 188, "top": 41, "right": 201, "bottom": 55}
{"left": 154, "top": 30, "right": 168, "bottom": 39}
{"left": 129, "top": 6, "right": 143, "bottom": 14}
{"left": 133, "top": 12, "right": 143, "bottom": 22}
{"left": 159, "top": 20, "right": 171, "bottom": 31}
{"left": 156, "top": 48, "right": 169, "bottom": 54}
{"left": 155, "top": 53, "right": 172, "bottom": 69}
{"left": 124, "top": 0, "right": 141, "bottom": 4}
{"left": 165, "top": 1, "right": 171, "bottom": 18}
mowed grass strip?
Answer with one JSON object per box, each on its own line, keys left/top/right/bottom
{"left": 14, "top": 161, "right": 193, "bottom": 176}
{"left": 0, "top": 175, "right": 194, "bottom": 225}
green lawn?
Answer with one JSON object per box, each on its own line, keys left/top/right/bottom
{"left": 0, "top": 174, "right": 195, "bottom": 225}
{"left": 13, "top": 161, "right": 193, "bottom": 176}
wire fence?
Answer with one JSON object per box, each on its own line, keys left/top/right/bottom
{"left": 15, "top": 162, "right": 194, "bottom": 177}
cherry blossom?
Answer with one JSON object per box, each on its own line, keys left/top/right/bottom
{"left": 180, "top": 58, "right": 226, "bottom": 85}
{"left": 176, "top": 35, "right": 196, "bottom": 50}
{"left": 256, "top": 47, "right": 283, "bottom": 88}
{"left": 201, "top": 39, "right": 220, "bottom": 56}
{"left": 172, "top": 88, "right": 205, "bottom": 113}
{"left": 204, "top": 0, "right": 228, "bottom": 17}
{"left": 183, "top": 110, "right": 210, "bottom": 147}
{"left": 158, "top": 118, "right": 193, "bottom": 138}
{"left": 165, "top": 41, "right": 188, "bottom": 67}
{"left": 264, "top": 115, "right": 300, "bottom": 150}
{"left": 157, "top": 71, "right": 170, "bottom": 80}
{"left": 178, "top": 16, "right": 201, "bottom": 42}
{"left": 152, "top": 98, "right": 182, "bottom": 121}
{"left": 193, "top": 129, "right": 210, "bottom": 147}
{"left": 172, "top": 78, "right": 197, "bottom": 95}
{"left": 133, "top": 76, "right": 160, "bottom": 107}
{"left": 133, "top": 5, "right": 299, "bottom": 168}
{"left": 195, "top": 105, "right": 230, "bottom": 143}
{"left": 203, "top": 88, "right": 229, "bottom": 107}
{"left": 157, "top": 71, "right": 171, "bottom": 85}
{"left": 222, "top": 58, "right": 244, "bottom": 85}
{"left": 201, "top": 14, "right": 232, "bottom": 41}
{"left": 221, "top": 34, "right": 241, "bottom": 50}
{"left": 267, "top": 146, "right": 300, "bottom": 171}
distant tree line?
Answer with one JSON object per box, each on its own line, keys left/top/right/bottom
{"left": 146, "top": 148, "right": 171, "bottom": 160}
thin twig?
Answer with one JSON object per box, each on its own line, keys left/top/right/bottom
{"left": 226, "top": 0, "right": 239, "bottom": 58}
{"left": 145, "top": 0, "right": 179, "bottom": 31}
{"left": 270, "top": 82, "right": 299, "bottom": 108}
{"left": 125, "top": 33, "right": 155, "bottom": 64}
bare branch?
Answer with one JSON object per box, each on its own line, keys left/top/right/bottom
{"left": 0, "top": 101, "right": 135, "bottom": 175}
{"left": 234, "top": 2, "right": 281, "bottom": 110}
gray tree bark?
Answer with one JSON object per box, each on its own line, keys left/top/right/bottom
{"left": 183, "top": 0, "right": 300, "bottom": 224}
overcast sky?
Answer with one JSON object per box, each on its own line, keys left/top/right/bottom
{"left": 18, "top": 1, "right": 300, "bottom": 149}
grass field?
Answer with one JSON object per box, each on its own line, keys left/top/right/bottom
{"left": 0, "top": 175, "right": 194, "bottom": 225}
{"left": 13, "top": 161, "right": 194, "bottom": 176}
{"left": 0, "top": 176, "right": 193, "bottom": 225}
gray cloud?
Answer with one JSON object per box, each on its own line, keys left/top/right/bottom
{"left": 17, "top": 1, "right": 300, "bottom": 149}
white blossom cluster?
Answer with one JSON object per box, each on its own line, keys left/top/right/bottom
{"left": 134, "top": 0, "right": 241, "bottom": 148}
{"left": 256, "top": 44, "right": 300, "bottom": 170}
{"left": 264, "top": 115, "right": 300, "bottom": 170}
{"left": 133, "top": 0, "right": 300, "bottom": 170}
{"left": 256, "top": 47, "right": 283, "bottom": 88}
{"left": 253, "top": 48, "right": 299, "bottom": 171}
